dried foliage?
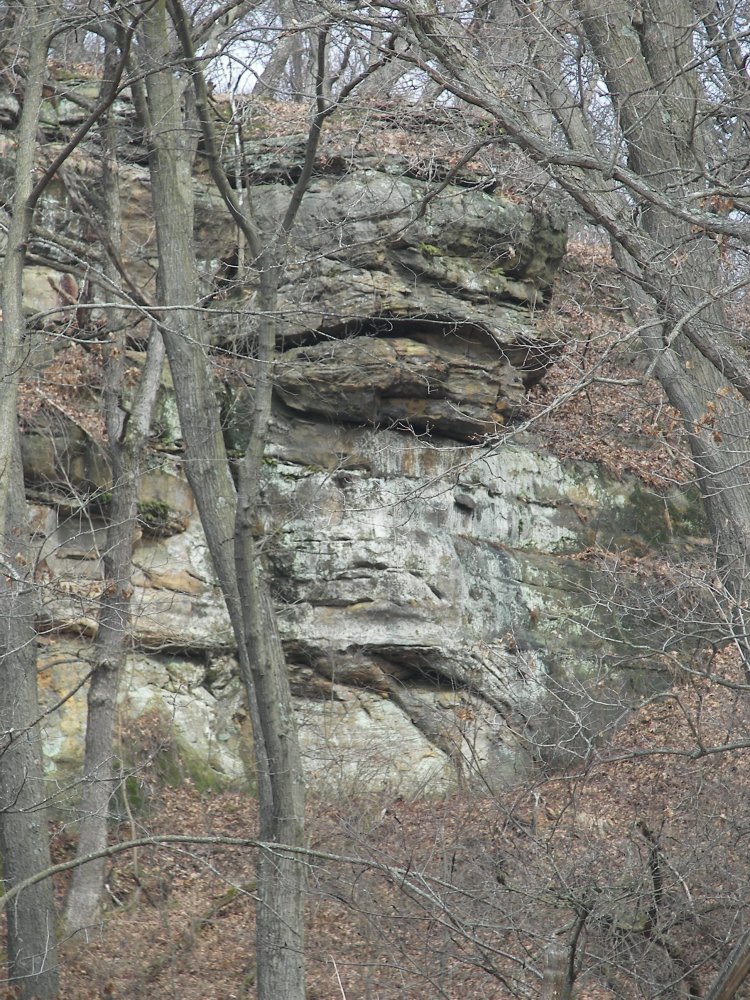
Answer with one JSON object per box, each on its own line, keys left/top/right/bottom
{"left": 526, "top": 240, "right": 693, "bottom": 491}
{"left": 18, "top": 343, "right": 107, "bottom": 444}
{"left": 4, "top": 9, "right": 750, "bottom": 998}
{"left": 25, "top": 645, "right": 745, "bottom": 1000}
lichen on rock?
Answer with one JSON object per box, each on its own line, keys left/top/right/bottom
{"left": 211, "top": 147, "right": 567, "bottom": 440}
{"left": 8, "top": 105, "right": 702, "bottom": 794}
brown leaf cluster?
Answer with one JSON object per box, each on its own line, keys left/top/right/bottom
{"left": 18, "top": 343, "right": 106, "bottom": 444}
{"left": 526, "top": 240, "right": 694, "bottom": 491}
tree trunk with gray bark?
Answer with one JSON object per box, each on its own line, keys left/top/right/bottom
{"left": 62, "top": 31, "right": 167, "bottom": 935}
{"left": 138, "top": 4, "right": 306, "bottom": 996}
{"left": 0, "top": 3, "right": 59, "bottom": 996}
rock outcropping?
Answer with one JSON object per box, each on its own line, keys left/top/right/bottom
{"left": 220, "top": 156, "right": 566, "bottom": 439}
{"left": 5, "top": 90, "right": 702, "bottom": 794}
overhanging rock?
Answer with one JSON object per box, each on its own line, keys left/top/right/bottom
{"left": 210, "top": 147, "right": 567, "bottom": 440}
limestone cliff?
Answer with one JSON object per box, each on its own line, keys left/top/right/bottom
{"left": 5, "top": 87, "right": 704, "bottom": 793}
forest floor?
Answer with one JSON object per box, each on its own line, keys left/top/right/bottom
{"left": 46, "top": 644, "right": 750, "bottom": 1000}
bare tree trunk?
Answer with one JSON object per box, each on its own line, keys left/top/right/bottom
{"left": 63, "top": 330, "right": 164, "bottom": 929}
{"left": 0, "top": 440, "right": 58, "bottom": 1000}
{"left": 234, "top": 269, "right": 306, "bottom": 998}
{"left": 139, "top": 1, "right": 243, "bottom": 620}
{"left": 62, "top": 32, "right": 165, "bottom": 935}
{"left": 138, "top": 4, "right": 305, "bottom": 996}
{"left": 0, "top": 3, "right": 58, "bottom": 996}
{"left": 253, "top": 0, "right": 305, "bottom": 97}
{"left": 704, "top": 930, "right": 750, "bottom": 1000}
{"left": 540, "top": 942, "right": 573, "bottom": 1000}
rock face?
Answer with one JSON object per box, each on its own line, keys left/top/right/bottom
{"left": 34, "top": 413, "right": 697, "bottom": 795}
{"left": 6, "top": 97, "right": 701, "bottom": 794}
{"left": 218, "top": 156, "right": 567, "bottom": 439}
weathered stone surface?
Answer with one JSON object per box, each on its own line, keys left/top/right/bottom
{"left": 4, "top": 93, "right": 700, "bottom": 793}
{"left": 275, "top": 334, "right": 525, "bottom": 438}
{"left": 38, "top": 640, "right": 246, "bottom": 787}
{"left": 33, "top": 412, "right": 698, "bottom": 792}
{"left": 213, "top": 160, "right": 566, "bottom": 438}
{"left": 250, "top": 169, "right": 566, "bottom": 328}
{"left": 21, "top": 346, "right": 696, "bottom": 792}
{"left": 5, "top": 103, "right": 567, "bottom": 441}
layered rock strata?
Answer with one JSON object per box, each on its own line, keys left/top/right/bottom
{"left": 3, "top": 87, "right": 701, "bottom": 792}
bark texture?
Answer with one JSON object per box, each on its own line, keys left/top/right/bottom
{"left": 0, "top": 3, "right": 58, "bottom": 996}
{"left": 0, "top": 442, "right": 58, "bottom": 999}
{"left": 62, "top": 35, "right": 155, "bottom": 935}
{"left": 139, "top": 4, "right": 306, "bottom": 996}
